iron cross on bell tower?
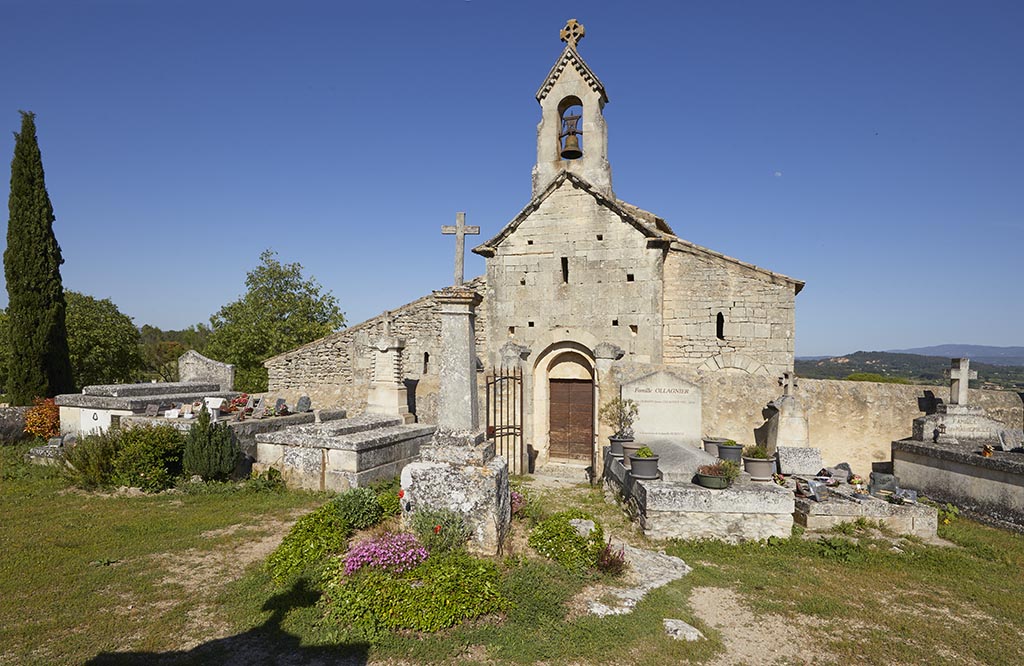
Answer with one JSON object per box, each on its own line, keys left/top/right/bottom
{"left": 441, "top": 212, "right": 480, "bottom": 286}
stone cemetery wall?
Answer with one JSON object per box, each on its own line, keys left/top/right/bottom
{"left": 265, "top": 277, "right": 488, "bottom": 423}
{"left": 482, "top": 180, "right": 665, "bottom": 366}
{"left": 178, "top": 350, "right": 235, "bottom": 390}
{"left": 661, "top": 246, "right": 797, "bottom": 377}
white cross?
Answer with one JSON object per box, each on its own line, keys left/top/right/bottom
{"left": 946, "top": 358, "right": 977, "bottom": 405}
{"left": 779, "top": 371, "right": 798, "bottom": 397}
{"left": 441, "top": 212, "right": 480, "bottom": 287}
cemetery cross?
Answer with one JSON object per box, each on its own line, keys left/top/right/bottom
{"left": 946, "top": 358, "right": 977, "bottom": 406}
{"left": 441, "top": 212, "right": 480, "bottom": 287}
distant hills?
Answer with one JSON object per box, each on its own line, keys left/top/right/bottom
{"left": 795, "top": 349, "right": 1024, "bottom": 390}
{"left": 888, "top": 345, "right": 1024, "bottom": 367}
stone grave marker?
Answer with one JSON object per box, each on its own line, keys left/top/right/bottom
{"left": 275, "top": 398, "right": 288, "bottom": 413}
{"left": 296, "top": 395, "right": 312, "bottom": 413}
{"left": 620, "top": 371, "right": 702, "bottom": 447}
{"left": 144, "top": 404, "right": 160, "bottom": 417}
{"left": 251, "top": 399, "right": 267, "bottom": 419}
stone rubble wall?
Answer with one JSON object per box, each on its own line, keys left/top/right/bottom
{"left": 265, "top": 277, "right": 488, "bottom": 424}
{"left": 662, "top": 247, "right": 796, "bottom": 376}
{"left": 483, "top": 181, "right": 664, "bottom": 365}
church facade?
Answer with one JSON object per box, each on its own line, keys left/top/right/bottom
{"left": 266, "top": 21, "right": 803, "bottom": 471}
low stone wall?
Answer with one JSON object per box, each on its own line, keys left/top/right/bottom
{"left": 892, "top": 439, "right": 1024, "bottom": 530}
{"left": 794, "top": 487, "right": 937, "bottom": 537}
{"left": 0, "top": 407, "right": 30, "bottom": 443}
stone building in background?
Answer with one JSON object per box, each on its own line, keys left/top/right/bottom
{"left": 265, "top": 20, "right": 805, "bottom": 473}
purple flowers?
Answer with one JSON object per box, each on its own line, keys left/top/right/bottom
{"left": 511, "top": 490, "right": 526, "bottom": 517}
{"left": 344, "top": 532, "right": 428, "bottom": 576}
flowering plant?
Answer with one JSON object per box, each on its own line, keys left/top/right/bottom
{"left": 24, "top": 397, "right": 60, "bottom": 439}
{"left": 510, "top": 490, "right": 526, "bottom": 517}
{"left": 344, "top": 532, "right": 428, "bottom": 576}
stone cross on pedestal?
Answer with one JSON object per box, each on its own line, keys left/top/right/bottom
{"left": 441, "top": 212, "right": 480, "bottom": 287}
{"left": 779, "top": 371, "right": 799, "bottom": 397}
{"left": 946, "top": 358, "right": 977, "bottom": 406}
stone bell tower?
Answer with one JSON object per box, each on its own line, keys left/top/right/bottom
{"left": 532, "top": 19, "right": 613, "bottom": 198}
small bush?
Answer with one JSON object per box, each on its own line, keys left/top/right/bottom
{"left": 246, "top": 467, "right": 285, "bottom": 493}
{"left": 110, "top": 425, "right": 185, "bottom": 492}
{"left": 267, "top": 502, "right": 352, "bottom": 583}
{"left": 24, "top": 397, "right": 60, "bottom": 440}
{"left": 333, "top": 487, "right": 384, "bottom": 530}
{"left": 595, "top": 538, "right": 627, "bottom": 576}
{"left": 62, "top": 430, "right": 121, "bottom": 489}
{"left": 344, "top": 531, "right": 428, "bottom": 575}
{"left": 321, "top": 551, "right": 505, "bottom": 637}
{"left": 182, "top": 406, "right": 239, "bottom": 481}
{"left": 408, "top": 507, "right": 471, "bottom": 554}
{"left": 528, "top": 510, "right": 605, "bottom": 574}
{"left": 371, "top": 477, "right": 401, "bottom": 517}
{"left": 509, "top": 481, "right": 544, "bottom": 524}
{"left": 742, "top": 445, "right": 769, "bottom": 459}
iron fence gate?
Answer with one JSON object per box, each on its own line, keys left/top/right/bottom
{"left": 485, "top": 366, "right": 525, "bottom": 475}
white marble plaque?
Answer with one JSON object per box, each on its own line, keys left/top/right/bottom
{"left": 621, "top": 371, "right": 702, "bottom": 447}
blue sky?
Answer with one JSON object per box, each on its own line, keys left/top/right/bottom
{"left": 2, "top": 1, "right": 1021, "bottom": 357}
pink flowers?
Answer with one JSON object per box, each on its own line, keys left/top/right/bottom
{"left": 344, "top": 532, "right": 428, "bottom": 576}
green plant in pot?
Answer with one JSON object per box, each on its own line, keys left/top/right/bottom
{"left": 628, "top": 446, "right": 659, "bottom": 480}
{"left": 599, "top": 397, "right": 639, "bottom": 459}
{"left": 694, "top": 460, "right": 740, "bottom": 489}
{"left": 716, "top": 439, "right": 744, "bottom": 463}
{"left": 742, "top": 445, "right": 775, "bottom": 481}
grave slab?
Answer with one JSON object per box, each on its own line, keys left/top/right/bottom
{"left": 793, "top": 484, "right": 937, "bottom": 537}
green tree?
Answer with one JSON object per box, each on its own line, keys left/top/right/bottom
{"left": 138, "top": 323, "right": 211, "bottom": 382}
{"left": 204, "top": 249, "right": 344, "bottom": 392}
{"left": 64, "top": 291, "right": 143, "bottom": 387}
{"left": 0, "top": 309, "right": 9, "bottom": 395}
{"left": 3, "top": 111, "right": 74, "bottom": 404}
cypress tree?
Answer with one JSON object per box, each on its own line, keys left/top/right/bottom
{"left": 4, "top": 111, "right": 74, "bottom": 404}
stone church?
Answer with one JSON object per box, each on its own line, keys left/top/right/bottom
{"left": 266, "top": 20, "right": 804, "bottom": 473}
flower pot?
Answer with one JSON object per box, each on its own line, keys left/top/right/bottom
{"left": 628, "top": 455, "right": 660, "bottom": 480}
{"left": 716, "top": 443, "right": 743, "bottom": 464}
{"left": 743, "top": 456, "right": 775, "bottom": 482}
{"left": 695, "top": 472, "right": 729, "bottom": 489}
{"left": 620, "top": 441, "right": 643, "bottom": 468}
{"left": 608, "top": 435, "right": 632, "bottom": 459}
{"left": 702, "top": 437, "right": 729, "bottom": 457}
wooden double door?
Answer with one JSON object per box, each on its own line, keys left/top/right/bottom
{"left": 548, "top": 379, "right": 594, "bottom": 463}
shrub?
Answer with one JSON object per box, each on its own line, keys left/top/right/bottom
{"left": 182, "top": 406, "right": 239, "bottom": 481}
{"left": 267, "top": 501, "right": 352, "bottom": 583}
{"left": 344, "top": 531, "right": 428, "bottom": 575}
{"left": 528, "top": 510, "right": 605, "bottom": 574}
{"left": 24, "top": 397, "right": 60, "bottom": 440}
{"left": 598, "top": 397, "right": 638, "bottom": 438}
{"left": 321, "top": 551, "right": 505, "bottom": 637}
{"left": 333, "top": 487, "right": 384, "bottom": 530}
{"left": 61, "top": 430, "right": 121, "bottom": 489}
{"left": 371, "top": 477, "right": 401, "bottom": 517}
{"left": 246, "top": 467, "right": 285, "bottom": 493}
{"left": 408, "top": 507, "right": 471, "bottom": 554}
{"left": 595, "top": 538, "right": 627, "bottom": 576}
{"left": 110, "top": 425, "right": 184, "bottom": 492}
{"left": 697, "top": 460, "right": 740, "bottom": 483}
{"left": 743, "top": 445, "right": 770, "bottom": 459}
{"left": 635, "top": 446, "right": 654, "bottom": 458}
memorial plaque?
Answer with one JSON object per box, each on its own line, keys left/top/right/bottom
{"left": 620, "top": 371, "right": 702, "bottom": 447}
{"left": 251, "top": 399, "right": 267, "bottom": 419}
{"left": 296, "top": 395, "right": 312, "bottom": 413}
{"left": 144, "top": 404, "right": 160, "bottom": 417}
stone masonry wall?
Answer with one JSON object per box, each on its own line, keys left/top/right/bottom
{"left": 662, "top": 246, "right": 796, "bottom": 377}
{"left": 484, "top": 180, "right": 664, "bottom": 365}
{"left": 266, "top": 277, "right": 488, "bottom": 423}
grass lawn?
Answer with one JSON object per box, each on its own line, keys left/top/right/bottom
{"left": 3, "top": 443, "right": 1024, "bottom": 665}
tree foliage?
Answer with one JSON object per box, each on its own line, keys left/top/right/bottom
{"left": 3, "top": 111, "right": 74, "bottom": 403}
{"left": 204, "top": 249, "right": 344, "bottom": 392}
{"left": 139, "top": 324, "right": 210, "bottom": 382}
{"left": 64, "top": 291, "right": 143, "bottom": 388}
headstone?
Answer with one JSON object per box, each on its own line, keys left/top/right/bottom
{"left": 776, "top": 446, "right": 823, "bottom": 475}
{"left": 295, "top": 395, "right": 312, "bottom": 413}
{"left": 870, "top": 472, "right": 899, "bottom": 497}
{"left": 178, "top": 350, "right": 235, "bottom": 391}
{"left": 275, "top": 398, "right": 287, "bottom": 413}
{"left": 251, "top": 400, "right": 267, "bottom": 419}
{"left": 620, "top": 371, "right": 701, "bottom": 447}
{"left": 165, "top": 408, "right": 180, "bottom": 419}
{"left": 144, "top": 404, "right": 160, "bottom": 417}
{"left": 244, "top": 395, "right": 255, "bottom": 410}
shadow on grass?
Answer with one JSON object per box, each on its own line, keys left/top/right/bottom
{"left": 85, "top": 578, "right": 369, "bottom": 666}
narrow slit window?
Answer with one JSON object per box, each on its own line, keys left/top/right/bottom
{"left": 528, "top": 321, "right": 535, "bottom": 328}
{"left": 626, "top": 273, "right": 635, "bottom": 282}
{"left": 716, "top": 312, "right": 725, "bottom": 340}
{"left": 508, "top": 326, "right": 515, "bottom": 336}
{"left": 612, "top": 319, "right": 619, "bottom": 327}
{"left": 520, "top": 277, "right": 526, "bottom": 286}
{"left": 423, "top": 352, "right": 430, "bottom": 374}
{"left": 597, "top": 234, "right": 603, "bottom": 241}
{"left": 561, "top": 257, "right": 569, "bottom": 283}
{"left": 527, "top": 239, "right": 534, "bottom": 246}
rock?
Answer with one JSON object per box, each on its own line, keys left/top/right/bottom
{"left": 663, "top": 618, "right": 704, "bottom": 641}
{"left": 569, "top": 518, "right": 597, "bottom": 539}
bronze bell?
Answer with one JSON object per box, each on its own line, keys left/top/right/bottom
{"left": 560, "top": 133, "right": 582, "bottom": 160}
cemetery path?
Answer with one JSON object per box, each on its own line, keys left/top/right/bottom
{"left": 689, "top": 586, "right": 827, "bottom": 666}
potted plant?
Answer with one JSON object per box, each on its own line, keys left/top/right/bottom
{"left": 628, "top": 446, "right": 659, "bottom": 480}
{"left": 716, "top": 439, "right": 744, "bottom": 463}
{"left": 694, "top": 460, "right": 740, "bottom": 489}
{"left": 599, "top": 397, "right": 639, "bottom": 459}
{"left": 742, "top": 445, "right": 775, "bottom": 481}
{"left": 702, "top": 436, "right": 730, "bottom": 456}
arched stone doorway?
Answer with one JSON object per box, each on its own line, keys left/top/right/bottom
{"left": 532, "top": 344, "right": 596, "bottom": 468}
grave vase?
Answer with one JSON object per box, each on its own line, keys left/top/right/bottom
{"left": 608, "top": 435, "right": 631, "bottom": 459}
{"left": 716, "top": 442, "right": 743, "bottom": 464}
{"left": 742, "top": 456, "right": 776, "bottom": 482}
{"left": 628, "top": 454, "right": 660, "bottom": 480}
{"left": 620, "top": 441, "right": 643, "bottom": 468}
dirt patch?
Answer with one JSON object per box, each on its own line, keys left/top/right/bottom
{"left": 689, "top": 586, "right": 831, "bottom": 666}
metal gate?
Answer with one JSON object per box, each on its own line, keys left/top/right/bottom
{"left": 485, "top": 366, "right": 525, "bottom": 475}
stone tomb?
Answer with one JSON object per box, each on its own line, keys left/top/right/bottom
{"left": 793, "top": 484, "right": 937, "bottom": 538}
{"left": 621, "top": 371, "right": 701, "bottom": 448}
